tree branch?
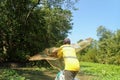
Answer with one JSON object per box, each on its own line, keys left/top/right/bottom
{"left": 25, "top": 0, "right": 41, "bottom": 24}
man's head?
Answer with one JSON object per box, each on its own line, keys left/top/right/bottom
{"left": 63, "top": 38, "right": 71, "bottom": 44}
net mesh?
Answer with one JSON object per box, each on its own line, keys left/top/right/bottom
{"left": 29, "top": 38, "right": 92, "bottom": 70}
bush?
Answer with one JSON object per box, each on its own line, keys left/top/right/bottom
{"left": 0, "top": 69, "right": 28, "bottom": 80}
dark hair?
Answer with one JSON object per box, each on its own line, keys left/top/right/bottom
{"left": 63, "top": 38, "right": 71, "bottom": 44}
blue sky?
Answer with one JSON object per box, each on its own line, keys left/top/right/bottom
{"left": 68, "top": 0, "right": 120, "bottom": 43}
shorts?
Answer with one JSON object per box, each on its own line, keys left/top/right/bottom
{"left": 64, "top": 70, "right": 78, "bottom": 80}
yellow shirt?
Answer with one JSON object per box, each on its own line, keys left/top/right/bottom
{"left": 57, "top": 44, "right": 80, "bottom": 71}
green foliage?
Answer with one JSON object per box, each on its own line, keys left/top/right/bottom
{"left": 78, "top": 40, "right": 98, "bottom": 62}
{"left": 96, "top": 26, "right": 120, "bottom": 64}
{"left": 0, "top": 69, "right": 27, "bottom": 80}
{"left": 79, "top": 26, "right": 120, "bottom": 65}
{"left": 80, "top": 62, "right": 120, "bottom": 80}
{"left": 0, "top": 0, "right": 75, "bottom": 62}
{"left": 80, "top": 49, "right": 97, "bottom": 62}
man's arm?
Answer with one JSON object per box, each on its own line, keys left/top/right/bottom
{"left": 44, "top": 47, "right": 59, "bottom": 58}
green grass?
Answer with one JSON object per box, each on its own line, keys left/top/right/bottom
{"left": 80, "top": 62, "right": 120, "bottom": 80}
{"left": 0, "top": 62, "right": 120, "bottom": 80}
{"left": 0, "top": 67, "right": 57, "bottom": 80}
{"left": 0, "top": 69, "right": 26, "bottom": 80}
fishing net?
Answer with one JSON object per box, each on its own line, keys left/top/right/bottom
{"left": 29, "top": 38, "right": 92, "bottom": 70}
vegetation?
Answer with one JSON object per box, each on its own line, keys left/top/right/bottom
{"left": 80, "top": 62, "right": 120, "bottom": 80}
{"left": 0, "top": 0, "right": 120, "bottom": 65}
{"left": 0, "top": 69, "right": 26, "bottom": 80}
{"left": 0, "top": 0, "right": 78, "bottom": 62}
{"left": 0, "top": 0, "right": 120, "bottom": 79}
{"left": 0, "top": 62, "right": 119, "bottom": 80}
{"left": 78, "top": 26, "right": 120, "bottom": 65}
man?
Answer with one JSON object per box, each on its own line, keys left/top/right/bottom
{"left": 57, "top": 38, "right": 80, "bottom": 80}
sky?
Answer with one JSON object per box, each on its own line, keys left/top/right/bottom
{"left": 68, "top": 0, "right": 120, "bottom": 43}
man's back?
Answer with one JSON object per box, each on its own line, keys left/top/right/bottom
{"left": 57, "top": 44, "right": 80, "bottom": 71}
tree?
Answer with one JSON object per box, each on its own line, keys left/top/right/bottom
{"left": 0, "top": 0, "right": 78, "bottom": 62}
{"left": 96, "top": 26, "right": 120, "bottom": 64}
{"left": 79, "top": 26, "right": 120, "bottom": 65}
